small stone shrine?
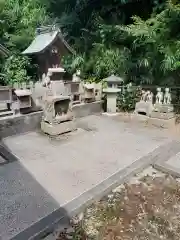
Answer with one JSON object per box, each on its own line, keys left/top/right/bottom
{"left": 83, "top": 83, "right": 96, "bottom": 103}
{"left": 14, "top": 89, "right": 32, "bottom": 111}
{"left": 41, "top": 68, "right": 76, "bottom": 136}
{"left": 0, "top": 86, "right": 13, "bottom": 117}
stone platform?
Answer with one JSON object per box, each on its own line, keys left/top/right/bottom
{"left": 154, "top": 151, "right": 180, "bottom": 177}
{"left": 1, "top": 115, "right": 180, "bottom": 239}
{"left": 114, "top": 112, "right": 177, "bottom": 129}
{"left": 41, "top": 120, "right": 76, "bottom": 136}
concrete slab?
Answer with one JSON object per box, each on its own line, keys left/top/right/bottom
{"left": 2, "top": 115, "right": 180, "bottom": 239}
{"left": 154, "top": 151, "right": 180, "bottom": 177}
{"left": 4, "top": 115, "right": 174, "bottom": 206}
{"left": 0, "top": 161, "right": 62, "bottom": 240}
{"left": 0, "top": 155, "right": 6, "bottom": 164}
{"left": 114, "top": 112, "right": 178, "bottom": 129}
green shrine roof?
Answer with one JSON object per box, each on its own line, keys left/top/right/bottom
{"left": 22, "top": 30, "right": 74, "bottom": 55}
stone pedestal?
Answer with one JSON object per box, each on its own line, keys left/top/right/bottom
{"left": 103, "top": 88, "right": 121, "bottom": 113}
{"left": 135, "top": 101, "right": 154, "bottom": 116}
{"left": 150, "top": 111, "right": 174, "bottom": 120}
{"left": 84, "top": 83, "right": 95, "bottom": 103}
{"left": 41, "top": 120, "right": 76, "bottom": 136}
{"left": 154, "top": 103, "right": 174, "bottom": 113}
{"left": 161, "top": 104, "right": 174, "bottom": 113}
{"left": 151, "top": 103, "right": 174, "bottom": 120}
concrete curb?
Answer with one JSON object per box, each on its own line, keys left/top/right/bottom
{"left": 10, "top": 140, "right": 179, "bottom": 239}
{"left": 115, "top": 112, "right": 178, "bottom": 129}
{"left": 0, "top": 142, "right": 19, "bottom": 166}
{"left": 153, "top": 141, "right": 180, "bottom": 178}
{"left": 153, "top": 162, "right": 180, "bottom": 178}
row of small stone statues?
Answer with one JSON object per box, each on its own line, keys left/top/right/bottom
{"left": 141, "top": 88, "right": 172, "bottom": 105}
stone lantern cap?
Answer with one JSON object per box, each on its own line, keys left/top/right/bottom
{"left": 84, "top": 83, "right": 94, "bottom": 89}
{"left": 48, "top": 67, "right": 65, "bottom": 73}
{"left": 14, "top": 89, "right": 32, "bottom": 96}
{"left": 103, "top": 88, "right": 121, "bottom": 94}
{"left": 103, "top": 74, "right": 124, "bottom": 83}
{"left": 45, "top": 95, "right": 70, "bottom": 103}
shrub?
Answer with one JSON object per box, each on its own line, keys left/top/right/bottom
{"left": 117, "top": 85, "right": 141, "bottom": 112}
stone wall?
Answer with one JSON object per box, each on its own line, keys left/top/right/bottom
{"left": 0, "top": 101, "right": 102, "bottom": 139}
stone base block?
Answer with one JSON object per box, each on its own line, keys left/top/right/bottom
{"left": 154, "top": 103, "right": 174, "bottom": 113}
{"left": 148, "top": 117, "right": 176, "bottom": 129}
{"left": 135, "top": 101, "right": 154, "bottom": 116}
{"left": 150, "top": 111, "right": 175, "bottom": 120}
{"left": 102, "top": 112, "right": 120, "bottom": 117}
{"left": 116, "top": 112, "right": 177, "bottom": 129}
{"left": 41, "top": 121, "right": 76, "bottom": 136}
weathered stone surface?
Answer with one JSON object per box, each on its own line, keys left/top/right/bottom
{"left": 153, "top": 144, "right": 180, "bottom": 178}
{"left": 103, "top": 88, "right": 120, "bottom": 113}
{"left": 135, "top": 101, "right": 154, "bottom": 116}
{"left": 41, "top": 120, "right": 76, "bottom": 136}
{"left": 150, "top": 111, "right": 175, "bottom": 119}
{"left": 167, "top": 152, "right": 180, "bottom": 169}
{"left": 0, "top": 155, "right": 6, "bottom": 164}
{"left": 0, "top": 102, "right": 102, "bottom": 138}
{"left": 2, "top": 115, "right": 180, "bottom": 239}
{"left": 0, "top": 161, "right": 59, "bottom": 240}
{"left": 4, "top": 115, "right": 172, "bottom": 206}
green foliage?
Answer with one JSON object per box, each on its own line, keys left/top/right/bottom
{"left": 117, "top": 85, "right": 141, "bottom": 112}
{"left": 59, "top": 0, "right": 177, "bottom": 85}
{"left": 0, "top": 55, "right": 32, "bottom": 85}
{"left": 117, "top": 1, "right": 180, "bottom": 85}
{"left": 0, "top": 0, "right": 48, "bottom": 85}
{"left": 62, "top": 54, "right": 85, "bottom": 74}
{"left": 0, "top": 0, "right": 48, "bottom": 52}
{"left": 1, "top": 0, "right": 179, "bottom": 87}
{"left": 86, "top": 44, "right": 129, "bottom": 79}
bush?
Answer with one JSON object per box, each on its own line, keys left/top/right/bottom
{"left": 0, "top": 55, "right": 32, "bottom": 85}
{"left": 117, "top": 85, "right": 141, "bottom": 112}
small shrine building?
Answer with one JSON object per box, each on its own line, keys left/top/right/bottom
{"left": 22, "top": 26, "right": 74, "bottom": 80}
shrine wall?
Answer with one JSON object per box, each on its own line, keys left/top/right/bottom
{"left": 0, "top": 101, "right": 102, "bottom": 139}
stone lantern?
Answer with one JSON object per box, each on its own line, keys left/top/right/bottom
{"left": 103, "top": 74, "right": 124, "bottom": 89}
{"left": 103, "top": 74, "right": 123, "bottom": 114}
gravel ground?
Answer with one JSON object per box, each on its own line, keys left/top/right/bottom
{"left": 54, "top": 167, "right": 180, "bottom": 240}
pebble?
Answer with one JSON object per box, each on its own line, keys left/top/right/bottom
{"left": 112, "top": 185, "right": 124, "bottom": 193}
{"left": 108, "top": 194, "right": 114, "bottom": 199}
{"left": 78, "top": 212, "right": 84, "bottom": 221}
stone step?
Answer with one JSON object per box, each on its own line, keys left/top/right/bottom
{"left": 0, "top": 110, "right": 13, "bottom": 118}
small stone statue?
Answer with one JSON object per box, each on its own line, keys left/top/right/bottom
{"left": 42, "top": 71, "right": 52, "bottom": 88}
{"left": 72, "top": 69, "right": 81, "bottom": 82}
{"left": 164, "top": 88, "right": 171, "bottom": 105}
{"left": 156, "top": 87, "right": 163, "bottom": 104}
{"left": 76, "top": 69, "right": 81, "bottom": 76}
{"left": 141, "top": 90, "right": 146, "bottom": 101}
{"left": 146, "top": 91, "right": 153, "bottom": 103}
